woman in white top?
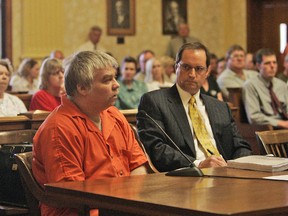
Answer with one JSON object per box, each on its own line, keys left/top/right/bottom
{"left": 0, "top": 59, "right": 27, "bottom": 116}
{"left": 9, "top": 58, "right": 40, "bottom": 93}
{"left": 144, "top": 58, "right": 173, "bottom": 92}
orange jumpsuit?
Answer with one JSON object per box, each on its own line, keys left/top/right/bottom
{"left": 32, "top": 96, "right": 147, "bottom": 216}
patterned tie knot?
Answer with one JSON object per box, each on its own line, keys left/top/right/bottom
{"left": 189, "top": 96, "right": 196, "bottom": 106}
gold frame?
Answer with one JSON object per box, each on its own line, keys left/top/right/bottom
{"left": 107, "top": 0, "right": 135, "bottom": 35}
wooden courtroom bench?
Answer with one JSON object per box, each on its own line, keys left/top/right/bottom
{"left": 0, "top": 116, "right": 30, "bottom": 131}
{"left": 227, "top": 87, "right": 248, "bottom": 123}
{"left": 120, "top": 109, "right": 137, "bottom": 125}
{"left": 20, "top": 110, "right": 51, "bottom": 130}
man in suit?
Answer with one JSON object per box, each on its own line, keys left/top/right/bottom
{"left": 137, "top": 42, "right": 251, "bottom": 172}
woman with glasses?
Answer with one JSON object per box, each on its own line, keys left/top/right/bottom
{"left": 29, "top": 58, "right": 65, "bottom": 111}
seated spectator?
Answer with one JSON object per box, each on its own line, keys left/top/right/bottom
{"left": 242, "top": 48, "right": 288, "bottom": 129}
{"left": 277, "top": 54, "right": 288, "bottom": 84}
{"left": 50, "top": 50, "right": 65, "bottom": 60}
{"left": 160, "top": 56, "right": 177, "bottom": 83}
{"left": 209, "top": 53, "right": 218, "bottom": 79}
{"left": 245, "top": 52, "right": 257, "bottom": 71}
{"left": 217, "top": 45, "right": 258, "bottom": 99}
{"left": 216, "top": 57, "right": 226, "bottom": 77}
{"left": 134, "top": 50, "right": 155, "bottom": 81}
{"left": 0, "top": 59, "right": 27, "bottom": 116}
{"left": 32, "top": 51, "right": 147, "bottom": 215}
{"left": 201, "top": 76, "right": 223, "bottom": 101}
{"left": 29, "top": 58, "right": 64, "bottom": 111}
{"left": 9, "top": 58, "right": 40, "bottom": 93}
{"left": 144, "top": 58, "right": 173, "bottom": 91}
{"left": 115, "top": 56, "right": 148, "bottom": 110}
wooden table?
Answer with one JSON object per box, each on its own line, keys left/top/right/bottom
{"left": 45, "top": 167, "right": 288, "bottom": 216}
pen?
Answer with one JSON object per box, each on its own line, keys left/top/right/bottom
{"left": 207, "top": 149, "right": 214, "bottom": 155}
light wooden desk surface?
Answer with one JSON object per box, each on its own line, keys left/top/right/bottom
{"left": 45, "top": 167, "right": 288, "bottom": 216}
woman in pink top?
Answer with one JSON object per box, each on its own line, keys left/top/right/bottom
{"left": 29, "top": 58, "right": 64, "bottom": 111}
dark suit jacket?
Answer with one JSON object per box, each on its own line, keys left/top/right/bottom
{"left": 137, "top": 85, "right": 252, "bottom": 172}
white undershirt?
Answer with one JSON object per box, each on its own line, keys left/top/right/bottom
{"left": 176, "top": 84, "right": 217, "bottom": 166}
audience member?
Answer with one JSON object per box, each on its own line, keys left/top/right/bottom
{"left": 115, "top": 56, "right": 148, "bottom": 109}
{"left": 243, "top": 48, "right": 288, "bottom": 129}
{"left": 245, "top": 52, "right": 257, "bottom": 71}
{"left": 9, "top": 58, "right": 40, "bottom": 93}
{"left": 166, "top": 23, "right": 200, "bottom": 59}
{"left": 77, "top": 25, "right": 106, "bottom": 52}
{"left": 217, "top": 45, "right": 258, "bottom": 99}
{"left": 209, "top": 53, "right": 218, "bottom": 79}
{"left": 200, "top": 76, "right": 223, "bottom": 101}
{"left": 0, "top": 59, "right": 27, "bottom": 116}
{"left": 160, "top": 56, "right": 176, "bottom": 83}
{"left": 216, "top": 57, "right": 226, "bottom": 77}
{"left": 137, "top": 42, "right": 251, "bottom": 172}
{"left": 29, "top": 58, "right": 64, "bottom": 111}
{"left": 277, "top": 54, "right": 288, "bottom": 84}
{"left": 144, "top": 58, "right": 173, "bottom": 91}
{"left": 134, "top": 50, "right": 155, "bottom": 81}
{"left": 50, "top": 50, "right": 65, "bottom": 60}
{"left": 32, "top": 51, "right": 148, "bottom": 215}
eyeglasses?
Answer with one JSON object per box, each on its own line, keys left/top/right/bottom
{"left": 50, "top": 69, "right": 64, "bottom": 76}
{"left": 229, "top": 54, "right": 245, "bottom": 59}
{"left": 178, "top": 63, "right": 207, "bottom": 74}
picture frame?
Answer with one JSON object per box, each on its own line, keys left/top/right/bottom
{"left": 162, "top": 0, "right": 187, "bottom": 35}
{"left": 107, "top": 0, "right": 135, "bottom": 35}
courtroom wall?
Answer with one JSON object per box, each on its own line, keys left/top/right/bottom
{"left": 12, "top": 0, "right": 246, "bottom": 67}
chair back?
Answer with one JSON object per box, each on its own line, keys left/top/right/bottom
{"left": 14, "top": 152, "right": 41, "bottom": 216}
{"left": 129, "top": 124, "right": 159, "bottom": 173}
{"left": 15, "top": 152, "right": 93, "bottom": 216}
{"left": 256, "top": 130, "right": 288, "bottom": 157}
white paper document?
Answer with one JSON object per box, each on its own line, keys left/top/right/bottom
{"left": 263, "top": 175, "right": 288, "bottom": 181}
{"left": 227, "top": 155, "right": 288, "bottom": 172}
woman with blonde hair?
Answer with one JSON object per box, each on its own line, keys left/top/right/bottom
{"left": 0, "top": 59, "right": 27, "bottom": 116}
{"left": 29, "top": 58, "right": 64, "bottom": 111}
{"left": 144, "top": 58, "right": 173, "bottom": 92}
{"left": 9, "top": 58, "right": 40, "bottom": 93}
{"left": 160, "top": 56, "right": 176, "bottom": 83}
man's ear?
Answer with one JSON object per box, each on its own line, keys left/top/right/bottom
{"left": 205, "top": 65, "right": 211, "bottom": 78}
{"left": 256, "top": 63, "right": 261, "bottom": 71}
{"left": 76, "top": 84, "right": 89, "bottom": 96}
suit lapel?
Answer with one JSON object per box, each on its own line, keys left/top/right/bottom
{"left": 166, "top": 85, "right": 196, "bottom": 155}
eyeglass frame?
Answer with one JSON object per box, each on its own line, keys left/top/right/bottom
{"left": 50, "top": 68, "right": 64, "bottom": 76}
{"left": 177, "top": 62, "right": 208, "bottom": 74}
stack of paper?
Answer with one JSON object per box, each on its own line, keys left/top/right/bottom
{"left": 227, "top": 155, "right": 288, "bottom": 172}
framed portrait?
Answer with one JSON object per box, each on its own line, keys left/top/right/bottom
{"left": 107, "top": 0, "right": 135, "bottom": 35}
{"left": 162, "top": 0, "right": 187, "bottom": 35}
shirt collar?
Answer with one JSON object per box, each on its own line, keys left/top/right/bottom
{"left": 258, "top": 74, "right": 273, "bottom": 88}
{"left": 176, "top": 83, "right": 201, "bottom": 105}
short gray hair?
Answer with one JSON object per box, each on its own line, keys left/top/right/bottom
{"left": 64, "top": 51, "right": 118, "bottom": 96}
{"left": 0, "top": 59, "right": 13, "bottom": 77}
